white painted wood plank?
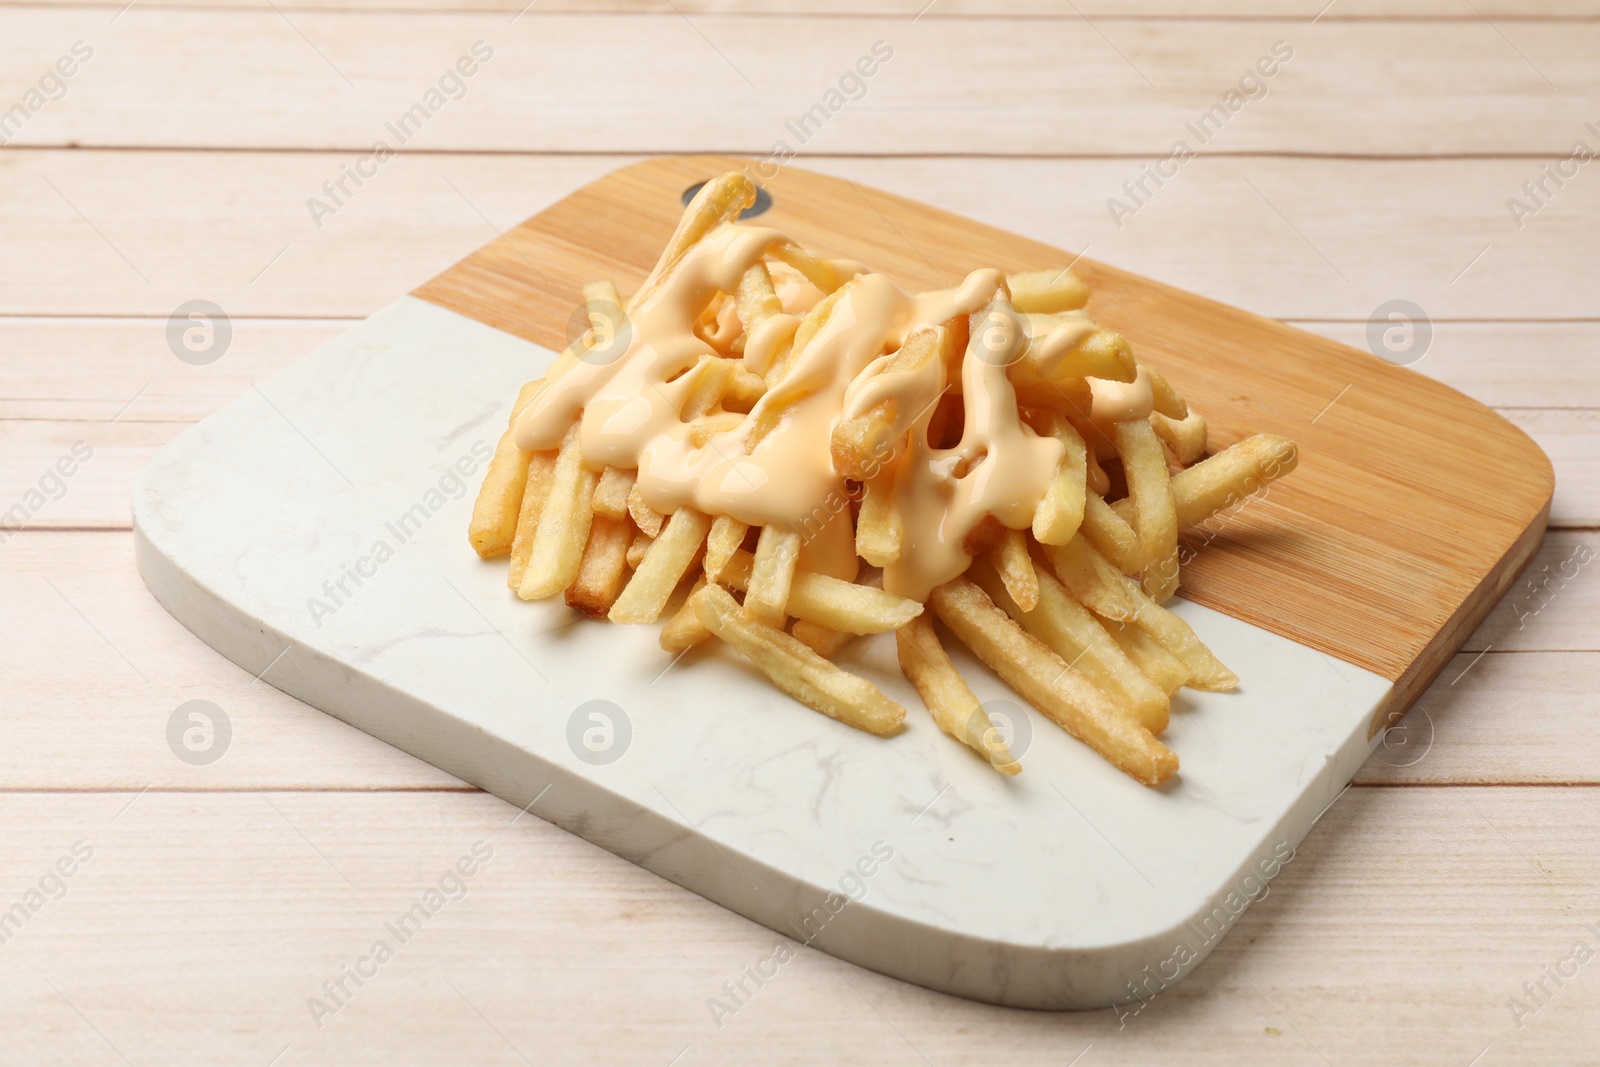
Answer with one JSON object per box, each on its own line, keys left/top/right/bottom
{"left": 1, "top": 152, "right": 1597, "bottom": 321}
{"left": 9, "top": 1, "right": 1600, "bottom": 15}
{"left": 0, "top": 787, "right": 1594, "bottom": 1065}
{"left": 2, "top": 10, "right": 1596, "bottom": 153}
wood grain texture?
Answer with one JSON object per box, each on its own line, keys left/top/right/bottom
{"left": 10, "top": 1, "right": 1600, "bottom": 13}
{"left": 5, "top": 151, "right": 1599, "bottom": 322}
{"left": 4, "top": 9, "right": 1597, "bottom": 1061}
{"left": 413, "top": 156, "right": 1554, "bottom": 737}
{"left": 3, "top": 11, "right": 1598, "bottom": 154}
{"left": 1, "top": 787, "right": 1596, "bottom": 1067}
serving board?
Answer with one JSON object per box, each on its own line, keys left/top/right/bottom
{"left": 133, "top": 157, "right": 1553, "bottom": 1010}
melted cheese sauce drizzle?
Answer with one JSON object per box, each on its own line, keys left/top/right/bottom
{"left": 513, "top": 223, "right": 1152, "bottom": 601}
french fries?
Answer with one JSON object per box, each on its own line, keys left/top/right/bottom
{"left": 897, "top": 614, "right": 1019, "bottom": 775}
{"left": 693, "top": 585, "right": 905, "bottom": 736}
{"left": 471, "top": 172, "right": 1296, "bottom": 787}
{"left": 469, "top": 379, "right": 543, "bottom": 558}
{"left": 930, "top": 578, "right": 1178, "bottom": 786}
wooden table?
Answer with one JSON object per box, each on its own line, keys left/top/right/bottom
{"left": 3, "top": 3, "right": 1596, "bottom": 1064}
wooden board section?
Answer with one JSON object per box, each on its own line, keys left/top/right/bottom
{"left": 414, "top": 155, "right": 1554, "bottom": 737}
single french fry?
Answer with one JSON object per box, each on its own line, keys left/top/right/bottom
{"left": 724, "top": 366, "right": 767, "bottom": 412}
{"left": 721, "top": 552, "right": 922, "bottom": 634}
{"left": 735, "top": 262, "right": 782, "bottom": 336}
{"left": 609, "top": 507, "right": 713, "bottom": 623}
{"left": 704, "top": 515, "right": 749, "bottom": 582}
{"left": 1146, "top": 368, "right": 1189, "bottom": 420}
{"left": 771, "top": 241, "right": 853, "bottom": 294}
{"left": 1080, "top": 492, "right": 1145, "bottom": 575}
{"left": 634, "top": 173, "right": 755, "bottom": 307}
{"left": 929, "top": 578, "right": 1177, "bottom": 786}
{"left": 971, "top": 560, "right": 1168, "bottom": 734}
{"left": 507, "top": 450, "right": 558, "bottom": 591}
{"left": 791, "top": 620, "right": 855, "bottom": 657}
{"left": 856, "top": 472, "right": 902, "bottom": 567}
{"left": 1140, "top": 545, "right": 1181, "bottom": 603}
{"left": 469, "top": 380, "right": 543, "bottom": 557}
{"left": 1041, "top": 535, "right": 1141, "bottom": 623}
{"left": 681, "top": 356, "right": 733, "bottom": 421}
{"left": 896, "top": 614, "right": 1020, "bottom": 775}
{"left": 830, "top": 326, "right": 944, "bottom": 480}
{"left": 565, "top": 514, "right": 632, "bottom": 618}
{"left": 1115, "top": 418, "right": 1178, "bottom": 570}
{"left": 745, "top": 526, "right": 801, "bottom": 626}
{"left": 1010, "top": 327, "right": 1136, "bottom": 389}
{"left": 762, "top": 280, "right": 850, "bottom": 390}
{"left": 1168, "top": 434, "right": 1299, "bottom": 531}
{"left": 627, "top": 483, "right": 665, "bottom": 538}
{"left": 1031, "top": 413, "right": 1088, "bottom": 545}
{"left": 1122, "top": 578, "right": 1238, "bottom": 691}
{"left": 1103, "top": 617, "right": 1191, "bottom": 694}
{"left": 1151, "top": 410, "right": 1208, "bottom": 467}
{"left": 592, "top": 466, "right": 635, "bottom": 522}
{"left": 518, "top": 423, "right": 600, "bottom": 601}
{"left": 626, "top": 528, "right": 653, "bottom": 570}
{"left": 692, "top": 585, "right": 905, "bottom": 735}
{"left": 660, "top": 576, "right": 712, "bottom": 652}
{"left": 1006, "top": 269, "right": 1090, "bottom": 314}
{"left": 988, "top": 528, "right": 1040, "bottom": 612}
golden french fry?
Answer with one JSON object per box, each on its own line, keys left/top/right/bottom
{"left": 626, "top": 528, "right": 652, "bottom": 570}
{"left": 566, "top": 514, "right": 632, "bottom": 618}
{"left": 609, "top": 507, "right": 712, "bottom": 623}
{"left": 988, "top": 528, "right": 1040, "bottom": 613}
{"left": 1080, "top": 493, "right": 1144, "bottom": 575}
{"left": 830, "top": 326, "right": 944, "bottom": 480}
{"left": 721, "top": 551, "right": 922, "bottom": 634}
{"left": 592, "top": 466, "right": 635, "bottom": 522}
{"left": 1151, "top": 410, "right": 1208, "bottom": 467}
{"left": 1041, "top": 535, "right": 1139, "bottom": 623}
{"left": 1009, "top": 327, "right": 1136, "bottom": 389}
{"left": 518, "top": 423, "right": 600, "bottom": 601}
{"left": 1115, "top": 418, "right": 1178, "bottom": 570}
{"left": 660, "top": 576, "right": 712, "bottom": 652}
{"left": 744, "top": 525, "right": 801, "bottom": 626}
{"left": 971, "top": 560, "right": 1168, "bottom": 734}
{"left": 626, "top": 483, "right": 665, "bottom": 539}
{"left": 1122, "top": 578, "right": 1237, "bottom": 691}
{"left": 635, "top": 173, "right": 755, "bottom": 307}
{"left": 735, "top": 261, "right": 782, "bottom": 336}
{"left": 507, "top": 450, "right": 558, "bottom": 591}
{"left": 1103, "top": 617, "right": 1191, "bottom": 694}
{"left": 692, "top": 584, "right": 905, "bottom": 736}
{"left": 929, "top": 577, "right": 1177, "bottom": 786}
{"left": 1140, "top": 545, "right": 1181, "bottom": 603}
{"left": 1146, "top": 367, "right": 1189, "bottom": 420}
{"left": 1030, "top": 413, "right": 1088, "bottom": 546}
{"left": 791, "top": 619, "right": 855, "bottom": 657}
{"left": 855, "top": 472, "right": 902, "bottom": 567}
{"left": 1006, "top": 269, "right": 1090, "bottom": 314}
{"left": 1168, "top": 434, "right": 1298, "bottom": 531}
{"left": 704, "top": 515, "right": 749, "bottom": 583}
{"left": 724, "top": 366, "right": 767, "bottom": 413}
{"left": 897, "top": 614, "right": 1020, "bottom": 775}
{"left": 681, "top": 356, "right": 733, "bottom": 421}
{"left": 771, "top": 241, "right": 853, "bottom": 294}
{"left": 469, "top": 380, "right": 542, "bottom": 558}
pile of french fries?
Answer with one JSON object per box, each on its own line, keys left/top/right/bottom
{"left": 469, "top": 173, "right": 1297, "bottom": 787}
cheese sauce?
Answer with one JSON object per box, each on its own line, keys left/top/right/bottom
{"left": 513, "top": 223, "right": 1152, "bottom": 601}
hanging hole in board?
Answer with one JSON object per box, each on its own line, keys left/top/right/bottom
{"left": 681, "top": 181, "right": 773, "bottom": 219}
